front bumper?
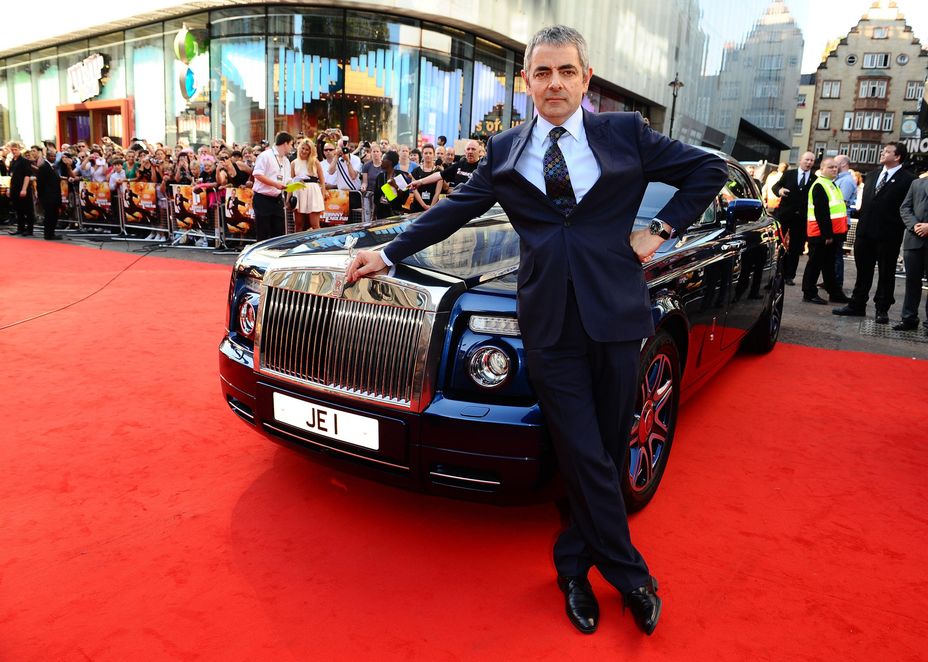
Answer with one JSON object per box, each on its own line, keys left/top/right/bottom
{"left": 219, "top": 337, "right": 551, "bottom": 500}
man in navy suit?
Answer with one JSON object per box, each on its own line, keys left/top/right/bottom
{"left": 772, "top": 151, "right": 817, "bottom": 285}
{"left": 347, "top": 25, "right": 727, "bottom": 636}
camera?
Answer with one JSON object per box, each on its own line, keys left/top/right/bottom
{"left": 342, "top": 146, "right": 350, "bottom": 154}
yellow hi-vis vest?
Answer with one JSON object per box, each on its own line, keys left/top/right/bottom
{"left": 806, "top": 177, "right": 848, "bottom": 237}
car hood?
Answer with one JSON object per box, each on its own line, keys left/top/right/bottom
{"left": 242, "top": 207, "right": 667, "bottom": 290}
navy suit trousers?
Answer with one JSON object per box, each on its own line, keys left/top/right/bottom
{"left": 525, "top": 285, "right": 650, "bottom": 593}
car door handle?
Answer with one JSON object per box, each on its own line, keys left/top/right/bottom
{"left": 721, "top": 240, "right": 746, "bottom": 251}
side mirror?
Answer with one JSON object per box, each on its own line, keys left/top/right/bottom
{"left": 726, "top": 198, "right": 764, "bottom": 228}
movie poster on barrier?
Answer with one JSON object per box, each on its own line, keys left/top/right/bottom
{"left": 224, "top": 186, "right": 255, "bottom": 242}
{"left": 322, "top": 189, "right": 350, "bottom": 225}
{"left": 122, "top": 182, "right": 159, "bottom": 230}
{"left": 59, "top": 180, "right": 72, "bottom": 218}
{"left": 78, "top": 181, "right": 117, "bottom": 227}
{"left": 171, "top": 184, "right": 211, "bottom": 236}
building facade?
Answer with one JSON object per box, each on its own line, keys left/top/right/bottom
{"left": 807, "top": 0, "right": 928, "bottom": 171}
{"left": 790, "top": 72, "right": 816, "bottom": 163}
{"left": 0, "top": 0, "right": 806, "bottom": 156}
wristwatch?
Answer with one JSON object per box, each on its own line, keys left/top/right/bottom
{"left": 648, "top": 219, "right": 673, "bottom": 240}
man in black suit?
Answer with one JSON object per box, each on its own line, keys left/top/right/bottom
{"left": 35, "top": 146, "right": 63, "bottom": 240}
{"left": 772, "top": 151, "right": 817, "bottom": 285}
{"left": 7, "top": 142, "right": 35, "bottom": 237}
{"left": 895, "top": 173, "right": 928, "bottom": 331}
{"left": 347, "top": 25, "right": 727, "bottom": 637}
{"left": 834, "top": 142, "right": 915, "bottom": 323}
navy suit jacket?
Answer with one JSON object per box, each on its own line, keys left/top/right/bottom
{"left": 855, "top": 167, "right": 915, "bottom": 243}
{"left": 384, "top": 111, "right": 728, "bottom": 348}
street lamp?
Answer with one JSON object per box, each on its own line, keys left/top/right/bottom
{"left": 668, "top": 73, "right": 684, "bottom": 139}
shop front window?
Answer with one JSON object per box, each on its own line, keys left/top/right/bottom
{"left": 88, "top": 33, "right": 127, "bottom": 101}
{"left": 31, "top": 48, "right": 59, "bottom": 142}
{"left": 126, "top": 24, "right": 166, "bottom": 144}
{"left": 210, "top": 9, "right": 266, "bottom": 146}
{"left": 470, "top": 39, "right": 512, "bottom": 139}
{"left": 512, "top": 67, "right": 529, "bottom": 127}
{"left": 268, "top": 8, "right": 344, "bottom": 141}
{"left": 8, "top": 56, "right": 34, "bottom": 146}
{"left": 166, "top": 14, "right": 210, "bottom": 148}
{"left": 418, "top": 24, "right": 472, "bottom": 146}
{"left": 344, "top": 12, "right": 421, "bottom": 146}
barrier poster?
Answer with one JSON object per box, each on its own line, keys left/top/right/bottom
{"left": 171, "top": 184, "right": 212, "bottom": 235}
{"left": 223, "top": 186, "right": 255, "bottom": 242}
{"left": 322, "top": 189, "right": 350, "bottom": 225}
{"left": 59, "top": 180, "right": 73, "bottom": 219}
{"left": 121, "top": 182, "right": 160, "bottom": 230}
{"left": 79, "top": 181, "right": 118, "bottom": 228}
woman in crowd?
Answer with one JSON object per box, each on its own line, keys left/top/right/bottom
{"left": 290, "top": 138, "right": 326, "bottom": 232}
{"left": 124, "top": 149, "right": 139, "bottom": 181}
{"left": 397, "top": 144, "right": 412, "bottom": 173}
{"left": 360, "top": 143, "right": 384, "bottom": 222}
{"left": 410, "top": 143, "right": 443, "bottom": 212}
{"left": 134, "top": 152, "right": 157, "bottom": 183}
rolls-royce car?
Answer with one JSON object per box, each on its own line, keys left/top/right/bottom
{"left": 219, "top": 155, "right": 784, "bottom": 510}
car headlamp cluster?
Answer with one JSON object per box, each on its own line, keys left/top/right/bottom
{"left": 237, "top": 293, "right": 260, "bottom": 339}
{"left": 467, "top": 346, "right": 511, "bottom": 388}
{"left": 468, "top": 315, "right": 520, "bottom": 336}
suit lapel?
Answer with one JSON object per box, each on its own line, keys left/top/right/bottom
{"left": 501, "top": 117, "right": 565, "bottom": 214}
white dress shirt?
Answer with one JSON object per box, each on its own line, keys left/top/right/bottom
{"left": 876, "top": 164, "right": 902, "bottom": 187}
{"left": 252, "top": 147, "right": 290, "bottom": 197}
{"left": 515, "top": 106, "right": 601, "bottom": 203}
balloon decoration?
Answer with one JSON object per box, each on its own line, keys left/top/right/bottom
{"left": 174, "top": 26, "right": 209, "bottom": 100}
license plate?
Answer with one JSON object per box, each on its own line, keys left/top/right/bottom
{"left": 272, "top": 392, "right": 379, "bottom": 451}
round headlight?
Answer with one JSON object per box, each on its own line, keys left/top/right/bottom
{"left": 237, "top": 293, "right": 259, "bottom": 338}
{"left": 468, "top": 346, "right": 511, "bottom": 388}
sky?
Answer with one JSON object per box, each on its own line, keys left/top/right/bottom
{"left": 4, "top": 0, "right": 928, "bottom": 77}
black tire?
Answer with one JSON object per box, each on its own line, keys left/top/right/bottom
{"left": 621, "top": 330, "right": 681, "bottom": 513}
{"left": 742, "top": 269, "right": 784, "bottom": 354}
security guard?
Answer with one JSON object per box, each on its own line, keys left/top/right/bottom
{"left": 802, "top": 156, "right": 850, "bottom": 304}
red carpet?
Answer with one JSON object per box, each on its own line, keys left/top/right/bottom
{"left": 1, "top": 236, "right": 926, "bottom": 661}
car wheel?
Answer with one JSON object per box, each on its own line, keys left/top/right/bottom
{"left": 742, "top": 269, "right": 784, "bottom": 354}
{"left": 622, "top": 330, "right": 681, "bottom": 513}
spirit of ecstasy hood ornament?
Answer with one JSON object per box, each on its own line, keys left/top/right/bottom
{"left": 334, "top": 234, "right": 359, "bottom": 298}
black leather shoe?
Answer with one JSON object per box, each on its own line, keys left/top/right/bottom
{"left": 802, "top": 295, "right": 828, "bottom": 305}
{"left": 785, "top": 279, "right": 796, "bottom": 286}
{"left": 875, "top": 311, "right": 889, "bottom": 324}
{"left": 833, "top": 305, "right": 865, "bottom": 317}
{"left": 45, "top": 235, "right": 63, "bottom": 240}
{"left": 557, "top": 575, "right": 599, "bottom": 634}
{"left": 624, "top": 577, "right": 661, "bottom": 635}
{"left": 829, "top": 293, "right": 851, "bottom": 303}
{"left": 892, "top": 320, "right": 916, "bottom": 331}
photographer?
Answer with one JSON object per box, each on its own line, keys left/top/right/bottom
{"left": 172, "top": 153, "right": 194, "bottom": 186}
{"left": 326, "top": 135, "right": 362, "bottom": 191}
{"left": 79, "top": 148, "right": 107, "bottom": 182}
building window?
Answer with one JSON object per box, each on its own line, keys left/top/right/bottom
{"left": 719, "top": 110, "right": 732, "bottom": 129}
{"left": 760, "top": 55, "right": 783, "bottom": 70}
{"left": 721, "top": 82, "right": 740, "bottom": 100}
{"left": 789, "top": 146, "right": 799, "bottom": 163}
{"left": 843, "top": 112, "right": 854, "bottom": 130}
{"left": 862, "top": 52, "right": 890, "bottom": 68}
{"left": 872, "top": 27, "right": 888, "bottom": 39}
{"left": 821, "top": 80, "right": 841, "bottom": 98}
{"left": 839, "top": 143, "right": 849, "bottom": 156}
{"left": 817, "top": 111, "right": 831, "bottom": 130}
{"left": 850, "top": 143, "right": 880, "bottom": 164}
{"left": 797, "top": 93, "right": 806, "bottom": 107}
{"left": 754, "top": 82, "right": 779, "bottom": 98}
{"left": 882, "top": 113, "right": 894, "bottom": 132}
{"left": 793, "top": 118, "right": 803, "bottom": 135}
{"left": 813, "top": 141, "right": 827, "bottom": 155}
{"left": 905, "top": 81, "right": 924, "bottom": 100}
{"left": 859, "top": 79, "right": 887, "bottom": 98}
{"left": 897, "top": 53, "right": 909, "bottom": 65}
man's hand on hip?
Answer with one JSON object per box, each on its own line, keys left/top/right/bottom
{"left": 629, "top": 228, "right": 666, "bottom": 264}
{"left": 346, "top": 249, "right": 388, "bottom": 282}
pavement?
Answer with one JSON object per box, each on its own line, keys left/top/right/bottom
{"left": 4, "top": 223, "right": 928, "bottom": 360}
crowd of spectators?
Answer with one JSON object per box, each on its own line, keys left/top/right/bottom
{"left": 1, "top": 128, "right": 486, "bottom": 241}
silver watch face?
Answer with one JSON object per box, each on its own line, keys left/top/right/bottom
{"left": 649, "top": 220, "right": 663, "bottom": 235}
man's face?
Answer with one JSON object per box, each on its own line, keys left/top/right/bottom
{"left": 522, "top": 43, "right": 591, "bottom": 125}
{"left": 465, "top": 141, "right": 479, "bottom": 163}
{"left": 880, "top": 144, "right": 901, "bottom": 167}
{"left": 820, "top": 159, "right": 838, "bottom": 180}
{"left": 799, "top": 152, "right": 815, "bottom": 171}
{"left": 324, "top": 144, "right": 336, "bottom": 160}
{"left": 10, "top": 145, "right": 20, "bottom": 158}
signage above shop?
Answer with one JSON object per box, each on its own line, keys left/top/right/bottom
{"left": 67, "top": 53, "right": 106, "bottom": 102}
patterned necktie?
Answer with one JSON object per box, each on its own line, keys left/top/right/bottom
{"left": 801, "top": 171, "right": 807, "bottom": 188}
{"left": 875, "top": 171, "right": 888, "bottom": 193}
{"left": 543, "top": 127, "right": 576, "bottom": 215}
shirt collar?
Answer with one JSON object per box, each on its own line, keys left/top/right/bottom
{"left": 534, "top": 106, "right": 585, "bottom": 143}
{"left": 881, "top": 164, "right": 902, "bottom": 178}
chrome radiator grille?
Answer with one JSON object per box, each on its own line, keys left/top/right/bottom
{"left": 257, "top": 275, "right": 429, "bottom": 408}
